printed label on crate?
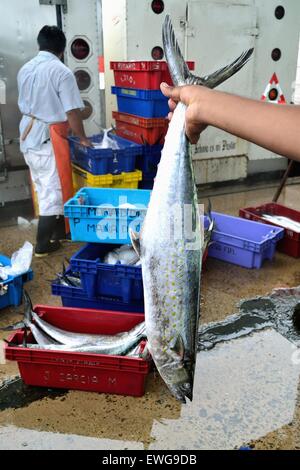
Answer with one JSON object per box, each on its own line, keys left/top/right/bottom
{"left": 119, "top": 74, "right": 136, "bottom": 86}
{"left": 96, "top": 206, "right": 116, "bottom": 217}
{"left": 212, "top": 243, "right": 236, "bottom": 256}
{"left": 58, "top": 372, "right": 99, "bottom": 385}
{"left": 121, "top": 88, "right": 137, "bottom": 96}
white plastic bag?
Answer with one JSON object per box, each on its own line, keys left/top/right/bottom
{"left": 0, "top": 241, "right": 33, "bottom": 281}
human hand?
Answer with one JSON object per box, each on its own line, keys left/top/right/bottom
{"left": 160, "top": 82, "right": 210, "bottom": 144}
{"left": 79, "top": 137, "right": 93, "bottom": 147}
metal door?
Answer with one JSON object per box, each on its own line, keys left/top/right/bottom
{"left": 186, "top": 0, "right": 256, "bottom": 183}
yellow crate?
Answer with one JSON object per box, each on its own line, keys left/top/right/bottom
{"left": 72, "top": 164, "right": 142, "bottom": 191}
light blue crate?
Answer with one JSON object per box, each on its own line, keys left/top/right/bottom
{"left": 64, "top": 187, "right": 151, "bottom": 244}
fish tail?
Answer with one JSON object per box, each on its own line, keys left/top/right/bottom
{"left": 162, "top": 15, "right": 253, "bottom": 89}
{"left": 23, "top": 290, "right": 33, "bottom": 325}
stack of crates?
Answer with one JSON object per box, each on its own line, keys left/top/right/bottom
{"left": 52, "top": 186, "right": 152, "bottom": 313}
{"left": 68, "top": 133, "right": 144, "bottom": 192}
{"left": 110, "top": 60, "right": 195, "bottom": 189}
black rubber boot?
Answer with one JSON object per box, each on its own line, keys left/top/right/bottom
{"left": 50, "top": 215, "right": 71, "bottom": 242}
{"left": 35, "top": 216, "right": 61, "bottom": 257}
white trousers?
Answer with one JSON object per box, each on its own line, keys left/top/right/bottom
{"left": 24, "top": 141, "right": 64, "bottom": 216}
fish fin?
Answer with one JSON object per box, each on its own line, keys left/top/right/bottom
{"left": 170, "top": 334, "right": 185, "bottom": 360}
{"left": 201, "top": 49, "right": 254, "bottom": 89}
{"left": 0, "top": 322, "right": 25, "bottom": 331}
{"left": 162, "top": 15, "right": 253, "bottom": 88}
{"left": 162, "top": 15, "right": 191, "bottom": 86}
{"left": 129, "top": 228, "right": 141, "bottom": 258}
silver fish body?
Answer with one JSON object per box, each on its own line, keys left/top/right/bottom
{"left": 261, "top": 214, "right": 300, "bottom": 233}
{"left": 133, "top": 16, "right": 253, "bottom": 403}
{"left": 20, "top": 323, "right": 146, "bottom": 356}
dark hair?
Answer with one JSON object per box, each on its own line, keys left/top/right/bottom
{"left": 37, "top": 25, "right": 66, "bottom": 54}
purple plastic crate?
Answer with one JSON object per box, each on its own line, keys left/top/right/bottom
{"left": 204, "top": 212, "right": 284, "bottom": 268}
{"left": 70, "top": 243, "right": 143, "bottom": 302}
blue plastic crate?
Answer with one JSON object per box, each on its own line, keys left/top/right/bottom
{"left": 136, "top": 144, "right": 162, "bottom": 174}
{"left": 205, "top": 212, "right": 284, "bottom": 268}
{"left": 68, "top": 133, "right": 143, "bottom": 175}
{"left": 111, "top": 86, "right": 169, "bottom": 118}
{"left": 51, "top": 273, "right": 144, "bottom": 313}
{"left": 138, "top": 174, "right": 155, "bottom": 190}
{"left": 64, "top": 187, "right": 151, "bottom": 244}
{"left": 70, "top": 243, "right": 143, "bottom": 302}
{"left": 0, "top": 254, "right": 33, "bottom": 309}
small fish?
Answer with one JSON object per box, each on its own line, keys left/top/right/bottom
{"left": 130, "top": 16, "right": 253, "bottom": 403}
{"left": 56, "top": 263, "right": 82, "bottom": 287}
{"left": 261, "top": 214, "right": 300, "bottom": 233}
{"left": 4, "top": 292, "right": 146, "bottom": 356}
{"left": 1, "top": 292, "right": 60, "bottom": 348}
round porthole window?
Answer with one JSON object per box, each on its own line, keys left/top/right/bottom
{"left": 74, "top": 70, "right": 91, "bottom": 91}
{"left": 71, "top": 38, "right": 90, "bottom": 60}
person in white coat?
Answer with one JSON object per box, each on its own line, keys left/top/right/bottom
{"left": 18, "top": 25, "right": 91, "bottom": 257}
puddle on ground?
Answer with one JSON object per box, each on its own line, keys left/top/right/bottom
{"left": 0, "top": 287, "right": 299, "bottom": 449}
{"left": 0, "top": 377, "right": 67, "bottom": 411}
{"left": 198, "top": 286, "right": 300, "bottom": 351}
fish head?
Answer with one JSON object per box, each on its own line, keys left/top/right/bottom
{"left": 159, "top": 355, "right": 194, "bottom": 404}
{"left": 152, "top": 332, "right": 195, "bottom": 403}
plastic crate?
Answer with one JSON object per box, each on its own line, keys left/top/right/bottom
{"left": 137, "top": 145, "right": 162, "bottom": 174}
{"left": 52, "top": 277, "right": 144, "bottom": 313}
{"left": 239, "top": 203, "right": 300, "bottom": 258}
{"left": 138, "top": 171, "right": 156, "bottom": 190}
{"left": 0, "top": 254, "right": 33, "bottom": 310}
{"left": 64, "top": 187, "right": 151, "bottom": 244}
{"left": 72, "top": 164, "right": 142, "bottom": 191}
{"left": 5, "top": 305, "right": 149, "bottom": 396}
{"left": 111, "top": 86, "right": 169, "bottom": 118}
{"left": 204, "top": 212, "right": 284, "bottom": 268}
{"left": 112, "top": 111, "right": 168, "bottom": 145}
{"left": 70, "top": 243, "right": 143, "bottom": 301}
{"left": 68, "top": 133, "right": 142, "bottom": 175}
{"left": 110, "top": 60, "right": 195, "bottom": 89}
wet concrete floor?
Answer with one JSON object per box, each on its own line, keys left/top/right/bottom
{"left": 0, "top": 183, "right": 300, "bottom": 449}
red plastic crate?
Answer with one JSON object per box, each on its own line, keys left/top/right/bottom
{"left": 112, "top": 111, "right": 168, "bottom": 145}
{"left": 110, "top": 60, "right": 195, "bottom": 89}
{"left": 239, "top": 203, "right": 300, "bottom": 258}
{"left": 5, "top": 305, "right": 150, "bottom": 397}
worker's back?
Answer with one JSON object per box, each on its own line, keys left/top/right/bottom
{"left": 18, "top": 50, "right": 82, "bottom": 153}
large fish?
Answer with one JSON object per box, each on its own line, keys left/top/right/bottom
{"left": 130, "top": 16, "right": 253, "bottom": 403}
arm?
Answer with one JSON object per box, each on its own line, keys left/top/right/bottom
{"left": 58, "top": 71, "right": 92, "bottom": 146}
{"left": 160, "top": 83, "right": 300, "bottom": 162}
{"left": 66, "top": 108, "right": 91, "bottom": 146}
